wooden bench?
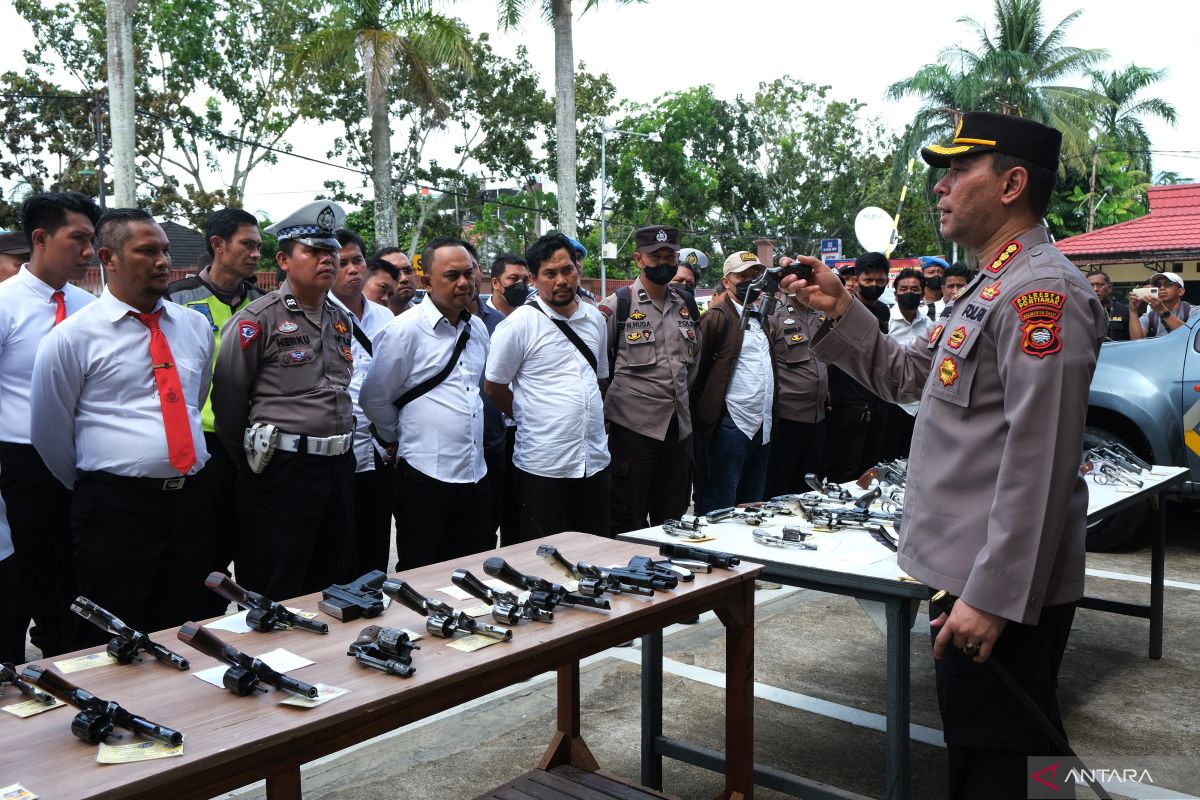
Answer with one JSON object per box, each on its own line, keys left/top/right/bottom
{"left": 476, "top": 764, "right": 680, "bottom": 800}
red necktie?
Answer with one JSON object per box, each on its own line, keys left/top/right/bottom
{"left": 52, "top": 291, "right": 66, "bottom": 325}
{"left": 131, "top": 310, "right": 196, "bottom": 475}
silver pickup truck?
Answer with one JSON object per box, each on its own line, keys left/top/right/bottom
{"left": 1086, "top": 319, "right": 1200, "bottom": 548}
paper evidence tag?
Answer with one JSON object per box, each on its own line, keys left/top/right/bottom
{"left": 2, "top": 697, "right": 65, "bottom": 718}
{"left": 447, "top": 634, "right": 504, "bottom": 653}
{"left": 280, "top": 683, "right": 348, "bottom": 708}
{"left": 53, "top": 652, "right": 118, "bottom": 674}
{"left": 0, "top": 783, "right": 38, "bottom": 799}
{"left": 96, "top": 740, "right": 184, "bottom": 764}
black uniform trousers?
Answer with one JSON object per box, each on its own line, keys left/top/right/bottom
{"left": 201, "top": 432, "right": 239, "bottom": 616}
{"left": 68, "top": 470, "right": 216, "bottom": 651}
{"left": 351, "top": 452, "right": 395, "bottom": 575}
{"left": 824, "top": 401, "right": 888, "bottom": 484}
{"left": 0, "top": 441, "right": 76, "bottom": 659}
{"left": 880, "top": 404, "right": 915, "bottom": 462}
{"left": 764, "top": 418, "right": 828, "bottom": 497}
{"left": 608, "top": 417, "right": 692, "bottom": 536}
{"left": 932, "top": 600, "right": 1077, "bottom": 800}
{"left": 394, "top": 458, "right": 493, "bottom": 571}
{"left": 492, "top": 427, "right": 528, "bottom": 547}
{"left": 0, "top": 554, "right": 25, "bottom": 664}
{"left": 515, "top": 465, "right": 612, "bottom": 541}
{"left": 235, "top": 450, "right": 355, "bottom": 601}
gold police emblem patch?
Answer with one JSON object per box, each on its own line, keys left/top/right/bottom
{"left": 980, "top": 283, "right": 1002, "bottom": 301}
{"left": 627, "top": 331, "right": 642, "bottom": 341}
{"left": 947, "top": 326, "right": 967, "bottom": 350}
{"left": 630, "top": 310, "right": 646, "bottom": 320}
{"left": 938, "top": 357, "right": 959, "bottom": 386}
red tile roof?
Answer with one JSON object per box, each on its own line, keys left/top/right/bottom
{"left": 1056, "top": 184, "right": 1200, "bottom": 264}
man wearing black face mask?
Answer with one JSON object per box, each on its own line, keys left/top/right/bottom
{"left": 824, "top": 252, "right": 891, "bottom": 482}
{"left": 488, "top": 254, "right": 531, "bottom": 317}
{"left": 921, "top": 256, "right": 949, "bottom": 319}
{"left": 884, "top": 267, "right": 932, "bottom": 459}
{"left": 600, "top": 225, "right": 701, "bottom": 534}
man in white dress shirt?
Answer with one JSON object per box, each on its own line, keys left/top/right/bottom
{"left": 361, "top": 237, "right": 491, "bottom": 569}
{"left": 0, "top": 191, "right": 100, "bottom": 659}
{"left": 484, "top": 233, "right": 610, "bottom": 539}
{"left": 30, "top": 209, "right": 215, "bottom": 647}
{"left": 330, "top": 228, "right": 394, "bottom": 574}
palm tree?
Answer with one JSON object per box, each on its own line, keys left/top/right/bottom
{"left": 495, "top": 0, "right": 643, "bottom": 239}
{"left": 889, "top": 0, "right": 1109, "bottom": 170}
{"left": 1086, "top": 64, "right": 1176, "bottom": 176}
{"left": 292, "top": 0, "right": 471, "bottom": 247}
{"left": 105, "top": 0, "right": 138, "bottom": 206}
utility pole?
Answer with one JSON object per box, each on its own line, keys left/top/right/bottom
{"left": 1088, "top": 146, "right": 1099, "bottom": 233}
{"left": 93, "top": 94, "right": 108, "bottom": 210}
{"left": 105, "top": 0, "right": 137, "bottom": 207}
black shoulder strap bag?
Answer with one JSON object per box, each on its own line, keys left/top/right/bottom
{"left": 391, "top": 310, "right": 473, "bottom": 410}
{"left": 526, "top": 298, "right": 598, "bottom": 373}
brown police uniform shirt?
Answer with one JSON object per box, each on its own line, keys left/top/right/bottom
{"left": 211, "top": 280, "right": 355, "bottom": 458}
{"left": 813, "top": 227, "right": 1107, "bottom": 624}
{"left": 600, "top": 278, "right": 701, "bottom": 441}
{"left": 770, "top": 301, "right": 828, "bottom": 424}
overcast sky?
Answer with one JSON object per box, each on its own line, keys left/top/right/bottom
{"left": 2, "top": 0, "right": 1196, "bottom": 225}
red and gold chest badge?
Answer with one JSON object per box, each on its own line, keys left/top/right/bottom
{"left": 947, "top": 326, "right": 968, "bottom": 350}
{"left": 679, "top": 306, "right": 690, "bottom": 319}
{"left": 1011, "top": 290, "right": 1066, "bottom": 358}
{"left": 334, "top": 319, "right": 349, "bottom": 335}
{"left": 341, "top": 344, "right": 353, "bottom": 363}
{"left": 979, "top": 282, "right": 1002, "bottom": 301}
{"left": 937, "top": 357, "right": 959, "bottom": 386}
{"left": 986, "top": 241, "right": 1021, "bottom": 273}
{"left": 929, "top": 324, "right": 945, "bottom": 346}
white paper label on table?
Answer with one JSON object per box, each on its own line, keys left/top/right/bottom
{"left": 96, "top": 740, "right": 185, "bottom": 764}
{"left": 437, "top": 584, "right": 474, "bottom": 602}
{"left": 53, "top": 652, "right": 118, "bottom": 673}
{"left": 205, "top": 608, "right": 319, "bottom": 634}
{"left": 280, "top": 683, "right": 348, "bottom": 708}
{"left": 2, "top": 697, "right": 65, "bottom": 718}
{"left": 193, "top": 648, "right": 314, "bottom": 689}
{"left": 0, "top": 783, "right": 37, "bottom": 799}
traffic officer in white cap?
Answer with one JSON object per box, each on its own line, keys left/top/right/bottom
{"left": 211, "top": 200, "right": 357, "bottom": 600}
{"left": 672, "top": 247, "right": 707, "bottom": 292}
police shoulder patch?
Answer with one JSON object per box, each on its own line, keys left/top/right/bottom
{"left": 598, "top": 304, "right": 613, "bottom": 318}
{"left": 986, "top": 241, "right": 1021, "bottom": 273}
{"left": 937, "top": 357, "right": 959, "bottom": 386}
{"left": 238, "top": 320, "right": 261, "bottom": 350}
{"left": 1011, "top": 290, "right": 1066, "bottom": 358}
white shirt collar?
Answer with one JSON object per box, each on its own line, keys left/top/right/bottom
{"left": 16, "top": 263, "right": 66, "bottom": 300}
{"left": 415, "top": 295, "right": 469, "bottom": 330}
{"left": 532, "top": 294, "right": 585, "bottom": 322}
{"left": 97, "top": 286, "right": 167, "bottom": 323}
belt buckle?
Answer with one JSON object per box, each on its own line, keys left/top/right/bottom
{"left": 162, "top": 477, "right": 186, "bottom": 491}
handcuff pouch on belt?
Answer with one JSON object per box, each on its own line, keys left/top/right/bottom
{"left": 243, "top": 423, "right": 279, "bottom": 474}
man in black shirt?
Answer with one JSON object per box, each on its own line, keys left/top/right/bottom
{"left": 825, "top": 252, "right": 891, "bottom": 483}
{"left": 1087, "top": 270, "right": 1130, "bottom": 341}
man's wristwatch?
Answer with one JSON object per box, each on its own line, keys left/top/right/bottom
{"left": 1161, "top": 309, "right": 1173, "bottom": 319}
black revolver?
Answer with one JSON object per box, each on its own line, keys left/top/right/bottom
{"left": 451, "top": 568, "right": 554, "bottom": 625}
{"left": 22, "top": 664, "right": 183, "bottom": 746}
{"left": 347, "top": 625, "right": 419, "bottom": 677}
{"left": 176, "top": 622, "right": 318, "bottom": 698}
{"left": 737, "top": 259, "right": 815, "bottom": 331}
{"left": 382, "top": 579, "right": 513, "bottom": 641}
{"left": 319, "top": 570, "right": 387, "bottom": 622}
{"left": 482, "top": 557, "right": 611, "bottom": 614}
{"left": 70, "top": 596, "right": 190, "bottom": 670}
{"left": 1, "top": 661, "right": 55, "bottom": 705}
{"left": 535, "top": 545, "right": 656, "bottom": 598}
{"left": 204, "top": 572, "right": 328, "bottom": 634}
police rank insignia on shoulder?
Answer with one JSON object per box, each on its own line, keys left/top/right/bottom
{"left": 947, "top": 326, "right": 968, "bottom": 350}
{"left": 929, "top": 324, "right": 945, "bottom": 345}
{"left": 277, "top": 320, "right": 299, "bottom": 334}
{"left": 238, "top": 320, "right": 261, "bottom": 349}
{"left": 937, "top": 357, "right": 959, "bottom": 386}
{"left": 979, "top": 283, "right": 1002, "bottom": 301}
{"left": 334, "top": 319, "right": 349, "bottom": 335}
{"left": 630, "top": 310, "right": 647, "bottom": 321}
{"left": 986, "top": 241, "right": 1021, "bottom": 273}
{"left": 1012, "top": 290, "right": 1065, "bottom": 358}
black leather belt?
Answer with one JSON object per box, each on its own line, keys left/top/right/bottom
{"left": 79, "top": 470, "right": 190, "bottom": 491}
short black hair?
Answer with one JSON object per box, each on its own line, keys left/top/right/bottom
{"left": 1089, "top": 270, "right": 1112, "bottom": 285}
{"left": 367, "top": 258, "right": 399, "bottom": 280}
{"left": 20, "top": 191, "right": 102, "bottom": 249}
{"left": 460, "top": 240, "right": 479, "bottom": 261}
{"left": 893, "top": 267, "right": 925, "bottom": 290}
{"left": 945, "top": 262, "right": 975, "bottom": 282}
{"left": 525, "top": 233, "right": 575, "bottom": 276}
{"left": 490, "top": 253, "right": 527, "bottom": 279}
{"left": 421, "top": 236, "right": 469, "bottom": 275}
{"left": 855, "top": 251, "right": 889, "bottom": 277}
{"left": 372, "top": 246, "right": 404, "bottom": 260}
{"left": 205, "top": 208, "right": 258, "bottom": 256}
{"left": 96, "top": 208, "right": 156, "bottom": 252}
{"left": 988, "top": 152, "right": 1057, "bottom": 218}
{"left": 335, "top": 228, "right": 366, "bottom": 255}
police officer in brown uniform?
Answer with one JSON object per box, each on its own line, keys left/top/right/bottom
{"left": 783, "top": 113, "right": 1107, "bottom": 799}
{"left": 600, "top": 225, "right": 701, "bottom": 534}
{"left": 211, "top": 201, "right": 356, "bottom": 600}
{"left": 764, "top": 294, "right": 828, "bottom": 495}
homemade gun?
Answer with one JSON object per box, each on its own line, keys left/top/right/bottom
{"left": 661, "top": 515, "right": 709, "bottom": 539}
{"left": 482, "top": 557, "right": 611, "bottom": 614}
{"left": 204, "top": 572, "right": 328, "bottom": 634}
{"left": 451, "top": 568, "right": 554, "bottom": 625}
{"left": 70, "top": 597, "right": 189, "bottom": 670}
{"left": 21, "top": 664, "right": 183, "bottom": 745}
{"left": 752, "top": 527, "right": 817, "bottom": 550}
{"left": 657, "top": 542, "right": 741, "bottom": 569}
{"left": 319, "top": 570, "right": 387, "bottom": 622}
{"left": 347, "top": 625, "right": 419, "bottom": 677}
{"left": 176, "top": 623, "right": 318, "bottom": 698}
{"left": 803, "top": 473, "right": 853, "bottom": 502}
{"left": 1, "top": 661, "right": 54, "bottom": 705}
{"left": 382, "top": 579, "right": 513, "bottom": 641}
{"left": 536, "top": 545, "right": 656, "bottom": 597}
{"left": 737, "top": 259, "right": 815, "bottom": 331}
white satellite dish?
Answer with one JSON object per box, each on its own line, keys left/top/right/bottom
{"left": 855, "top": 206, "right": 895, "bottom": 255}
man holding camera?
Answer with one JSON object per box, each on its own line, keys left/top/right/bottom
{"left": 1129, "top": 272, "right": 1189, "bottom": 339}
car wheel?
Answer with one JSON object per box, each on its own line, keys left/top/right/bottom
{"left": 1083, "top": 426, "right": 1149, "bottom": 551}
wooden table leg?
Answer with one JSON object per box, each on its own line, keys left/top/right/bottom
{"left": 265, "top": 765, "right": 301, "bottom": 800}
{"left": 715, "top": 581, "right": 755, "bottom": 800}
{"left": 1150, "top": 493, "right": 1166, "bottom": 659}
{"left": 539, "top": 660, "right": 600, "bottom": 772}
